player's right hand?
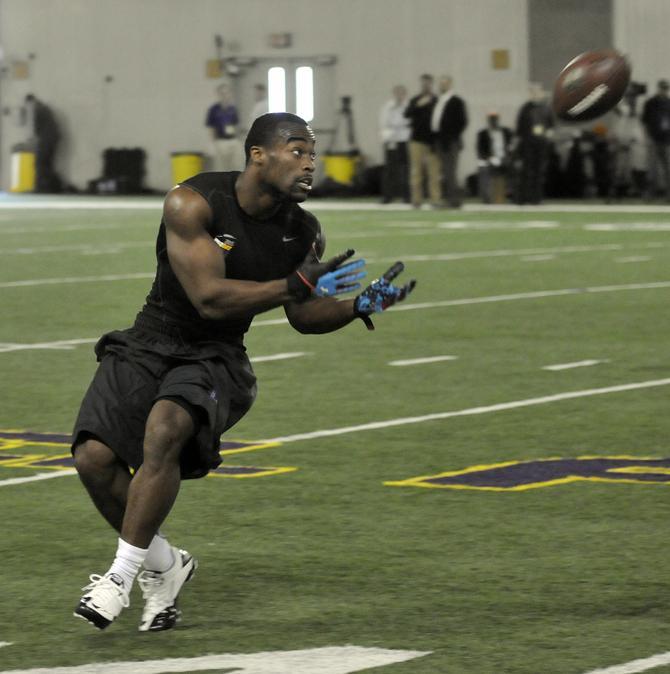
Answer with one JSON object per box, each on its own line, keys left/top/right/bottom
{"left": 353, "top": 261, "right": 416, "bottom": 329}
{"left": 287, "top": 248, "right": 367, "bottom": 301}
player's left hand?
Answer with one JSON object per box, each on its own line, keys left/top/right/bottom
{"left": 353, "top": 261, "right": 416, "bottom": 330}
{"left": 313, "top": 258, "right": 366, "bottom": 297}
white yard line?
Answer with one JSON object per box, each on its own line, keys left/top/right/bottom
{"left": 0, "top": 241, "right": 153, "bottom": 255}
{"left": 437, "top": 220, "right": 559, "bottom": 229}
{"left": 0, "top": 642, "right": 13, "bottom": 648}
{"left": 586, "top": 222, "right": 670, "bottom": 231}
{"left": 584, "top": 651, "right": 670, "bottom": 674}
{"left": 250, "top": 352, "right": 309, "bottom": 363}
{"left": 0, "top": 470, "right": 77, "bottom": 487}
{"left": 615, "top": 256, "right": 652, "bottom": 263}
{"left": 258, "top": 378, "right": 670, "bottom": 444}
{"left": 3, "top": 378, "right": 669, "bottom": 488}
{"left": 543, "top": 360, "right": 608, "bottom": 371}
{"left": 3, "top": 281, "right": 669, "bottom": 351}
{"left": 389, "top": 355, "right": 458, "bottom": 366}
{"left": 0, "top": 646, "right": 430, "bottom": 674}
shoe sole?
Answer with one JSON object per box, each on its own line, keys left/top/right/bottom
{"left": 73, "top": 604, "right": 113, "bottom": 630}
{"left": 140, "top": 556, "right": 198, "bottom": 632}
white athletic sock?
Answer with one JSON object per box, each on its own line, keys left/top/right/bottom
{"left": 106, "top": 538, "right": 148, "bottom": 590}
{"left": 144, "top": 532, "right": 175, "bottom": 573}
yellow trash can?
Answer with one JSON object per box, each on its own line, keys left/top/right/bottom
{"left": 171, "top": 152, "right": 204, "bottom": 185}
{"left": 10, "top": 151, "right": 36, "bottom": 193}
{"left": 322, "top": 153, "right": 359, "bottom": 185}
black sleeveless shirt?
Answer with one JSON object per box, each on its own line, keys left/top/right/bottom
{"left": 134, "top": 171, "right": 321, "bottom": 344}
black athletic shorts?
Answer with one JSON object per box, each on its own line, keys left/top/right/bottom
{"left": 71, "top": 328, "right": 257, "bottom": 479}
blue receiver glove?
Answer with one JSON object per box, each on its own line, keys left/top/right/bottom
{"left": 287, "top": 248, "right": 367, "bottom": 300}
{"left": 353, "top": 261, "right": 417, "bottom": 330}
{"left": 313, "top": 258, "right": 366, "bottom": 297}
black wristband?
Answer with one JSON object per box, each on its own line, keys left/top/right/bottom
{"left": 287, "top": 271, "right": 313, "bottom": 301}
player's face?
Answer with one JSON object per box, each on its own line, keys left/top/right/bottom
{"left": 263, "top": 124, "right": 316, "bottom": 202}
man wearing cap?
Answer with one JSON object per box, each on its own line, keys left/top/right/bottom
{"left": 642, "top": 79, "right": 670, "bottom": 200}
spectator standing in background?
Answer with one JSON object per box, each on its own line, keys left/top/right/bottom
{"left": 24, "top": 93, "right": 61, "bottom": 193}
{"left": 378, "top": 85, "right": 410, "bottom": 204}
{"left": 515, "top": 83, "right": 554, "bottom": 204}
{"left": 431, "top": 75, "right": 468, "bottom": 208}
{"left": 641, "top": 79, "right": 670, "bottom": 200}
{"left": 248, "top": 83, "right": 269, "bottom": 128}
{"left": 206, "top": 83, "right": 243, "bottom": 171}
{"left": 404, "top": 74, "right": 440, "bottom": 209}
{"left": 612, "top": 84, "right": 647, "bottom": 197}
{"left": 476, "top": 112, "right": 513, "bottom": 203}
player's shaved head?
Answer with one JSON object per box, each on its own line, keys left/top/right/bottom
{"left": 245, "top": 112, "right": 313, "bottom": 162}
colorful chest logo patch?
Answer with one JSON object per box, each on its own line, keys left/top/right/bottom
{"left": 214, "top": 233, "right": 236, "bottom": 255}
{"left": 385, "top": 456, "right": 670, "bottom": 492}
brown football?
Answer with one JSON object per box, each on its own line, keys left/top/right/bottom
{"left": 553, "top": 49, "right": 631, "bottom": 122}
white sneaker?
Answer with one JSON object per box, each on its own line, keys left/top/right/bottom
{"left": 73, "top": 572, "right": 130, "bottom": 630}
{"left": 138, "top": 548, "right": 197, "bottom": 632}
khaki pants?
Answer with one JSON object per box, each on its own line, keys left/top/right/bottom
{"left": 408, "top": 141, "right": 441, "bottom": 206}
{"left": 213, "top": 138, "right": 244, "bottom": 172}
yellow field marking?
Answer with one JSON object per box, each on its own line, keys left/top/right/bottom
{"left": 385, "top": 456, "right": 670, "bottom": 492}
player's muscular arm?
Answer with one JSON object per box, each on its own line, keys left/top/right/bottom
{"left": 285, "top": 295, "right": 359, "bottom": 334}
{"left": 164, "top": 186, "right": 293, "bottom": 320}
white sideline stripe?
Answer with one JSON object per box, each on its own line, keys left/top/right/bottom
{"left": 584, "top": 650, "right": 670, "bottom": 674}
{"left": 388, "top": 281, "right": 670, "bottom": 313}
{"left": 0, "top": 272, "right": 154, "bottom": 288}
{"left": 521, "top": 254, "right": 555, "bottom": 262}
{"left": 259, "top": 378, "right": 670, "bottom": 444}
{"left": 0, "top": 646, "right": 430, "bottom": 674}
{"left": 0, "top": 339, "right": 98, "bottom": 353}
{"left": 389, "top": 355, "right": 458, "bottom": 366}
{"left": 378, "top": 243, "right": 627, "bottom": 263}
{"left": 543, "top": 359, "right": 607, "bottom": 371}
{"left": 4, "top": 197, "right": 670, "bottom": 213}
{"left": 0, "top": 641, "right": 13, "bottom": 648}
{"left": 0, "top": 470, "right": 76, "bottom": 487}
{"left": 250, "top": 351, "right": 308, "bottom": 363}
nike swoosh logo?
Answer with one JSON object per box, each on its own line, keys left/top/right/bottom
{"left": 282, "top": 235, "right": 298, "bottom": 243}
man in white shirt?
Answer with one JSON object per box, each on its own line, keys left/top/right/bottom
{"left": 379, "top": 85, "right": 411, "bottom": 203}
{"left": 248, "top": 83, "right": 269, "bottom": 128}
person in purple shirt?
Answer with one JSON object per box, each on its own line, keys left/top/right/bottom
{"left": 205, "top": 83, "right": 244, "bottom": 171}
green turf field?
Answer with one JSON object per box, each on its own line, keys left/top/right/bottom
{"left": 1, "top": 198, "right": 670, "bottom": 673}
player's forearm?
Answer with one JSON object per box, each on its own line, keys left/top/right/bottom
{"left": 196, "top": 278, "right": 293, "bottom": 320}
{"left": 287, "top": 298, "right": 359, "bottom": 334}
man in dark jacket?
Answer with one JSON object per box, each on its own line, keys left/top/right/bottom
{"left": 404, "top": 74, "right": 440, "bottom": 208}
{"left": 515, "top": 83, "right": 554, "bottom": 204}
{"left": 431, "top": 76, "right": 468, "bottom": 207}
{"left": 24, "top": 94, "right": 61, "bottom": 193}
{"left": 476, "top": 112, "right": 513, "bottom": 203}
{"left": 642, "top": 79, "right": 670, "bottom": 199}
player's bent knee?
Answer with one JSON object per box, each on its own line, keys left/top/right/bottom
{"left": 73, "top": 437, "right": 118, "bottom": 478}
{"left": 143, "top": 420, "right": 191, "bottom": 468}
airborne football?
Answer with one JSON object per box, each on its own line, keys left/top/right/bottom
{"left": 552, "top": 48, "right": 631, "bottom": 121}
